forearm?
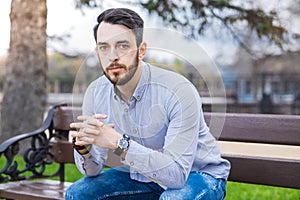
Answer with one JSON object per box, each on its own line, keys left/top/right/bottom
{"left": 74, "top": 145, "right": 107, "bottom": 177}
{"left": 123, "top": 139, "right": 197, "bottom": 189}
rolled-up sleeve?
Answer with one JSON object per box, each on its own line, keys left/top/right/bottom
{"left": 74, "top": 145, "right": 108, "bottom": 177}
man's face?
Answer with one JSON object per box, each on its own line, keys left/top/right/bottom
{"left": 96, "top": 22, "right": 139, "bottom": 85}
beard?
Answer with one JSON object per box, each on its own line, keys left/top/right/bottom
{"left": 103, "top": 54, "right": 139, "bottom": 86}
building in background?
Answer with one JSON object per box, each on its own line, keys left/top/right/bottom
{"left": 225, "top": 49, "right": 300, "bottom": 114}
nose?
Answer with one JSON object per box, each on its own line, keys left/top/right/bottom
{"left": 108, "top": 47, "right": 120, "bottom": 62}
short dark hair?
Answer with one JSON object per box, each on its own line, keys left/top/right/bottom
{"left": 93, "top": 8, "right": 144, "bottom": 47}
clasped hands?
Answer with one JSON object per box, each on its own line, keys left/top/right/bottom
{"left": 70, "top": 114, "right": 122, "bottom": 150}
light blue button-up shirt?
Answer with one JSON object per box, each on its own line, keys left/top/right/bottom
{"left": 74, "top": 62, "right": 230, "bottom": 189}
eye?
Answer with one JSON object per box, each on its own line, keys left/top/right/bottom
{"left": 118, "top": 43, "right": 129, "bottom": 50}
{"left": 98, "top": 45, "right": 108, "bottom": 52}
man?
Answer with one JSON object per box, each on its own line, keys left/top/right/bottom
{"left": 65, "top": 8, "right": 230, "bottom": 200}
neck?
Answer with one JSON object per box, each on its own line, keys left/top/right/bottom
{"left": 117, "top": 63, "right": 142, "bottom": 104}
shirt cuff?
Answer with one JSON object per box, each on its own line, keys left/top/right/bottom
{"left": 123, "top": 140, "right": 152, "bottom": 172}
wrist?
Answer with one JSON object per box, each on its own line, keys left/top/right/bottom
{"left": 112, "top": 134, "right": 122, "bottom": 150}
{"left": 77, "top": 148, "right": 89, "bottom": 155}
{"left": 72, "top": 137, "right": 89, "bottom": 155}
{"left": 113, "top": 134, "right": 130, "bottom": 156}
{"left": 120, "top": 146, "right": 129, "bottom": 159}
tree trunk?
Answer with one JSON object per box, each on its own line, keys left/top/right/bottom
{"left": 0, "top": 0, "right": 47, "bottom": 143}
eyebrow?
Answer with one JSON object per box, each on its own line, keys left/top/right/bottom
{"left": 97, "top": 40, "right": 130, "bottom": 45}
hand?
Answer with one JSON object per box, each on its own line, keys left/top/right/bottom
{"left": 70, "top": 114, "right": 121, "bottom": 150}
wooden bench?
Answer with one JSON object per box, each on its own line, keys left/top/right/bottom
{"left": 0, "top": 104, "right": 299, "bottom": 199}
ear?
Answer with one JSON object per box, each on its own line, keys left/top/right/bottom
{"left": 138, "top": 42, "right": 147, "bottom": 60}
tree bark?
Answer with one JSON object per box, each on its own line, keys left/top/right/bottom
{"left": 0, "top": 0, "right": 47, "bottom": 143}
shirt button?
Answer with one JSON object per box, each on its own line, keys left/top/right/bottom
{"left": 153, "top": 173, "right": 156, "bottom": 178}
{"left": 136, "top": 95, "right": 141, "bottom": 100}
{"left": 132, "top": 128, "right": 137, "bottom": 134}
{"left": 80, "top": 158, "right": 84, "bottom": 162}
{"left": 130, "top": 161, "right": 134, "bottom": 166}
{"left": 124, "top": 108, "right": 128, "bottom": 112}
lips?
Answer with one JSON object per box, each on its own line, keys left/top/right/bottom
{"left": 109, "top": 66, "right": 123, "bottom": 70}
{"left": 107, "top": 63, "right": 126, "bottom": 72}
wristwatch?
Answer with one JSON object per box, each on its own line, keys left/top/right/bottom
{"left": 113, "top": 134, "right": 130, "bottom": 156}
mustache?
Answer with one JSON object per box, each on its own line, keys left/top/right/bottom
{"left": 106, "top": 62, "right": 126, "bottom": 70}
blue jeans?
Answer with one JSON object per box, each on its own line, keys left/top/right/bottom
{"left": 65, "top": 166, "right": 226, "bottom": 200}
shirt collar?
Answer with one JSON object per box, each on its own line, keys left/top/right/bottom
{"left": 113, "top": 62, "right": 150, "bottom": 102}
{"left": 132, "top": 62, "right": 150, "bottom": 101}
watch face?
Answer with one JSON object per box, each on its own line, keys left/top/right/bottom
{"left": 119, "top": 138, "right": 129, "bottom": 149}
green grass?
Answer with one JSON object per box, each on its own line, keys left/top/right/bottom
{"left": 54, "top": 163, "right": 84, "bottom": 182}
{"left": 1, "top": 157, "right": 299, "bottom": 199}
{"left": 226, "top": 181, "right": 300, "bottom": 200}
{"left": 0, "top": 155, "right": 84, "bottom": 182}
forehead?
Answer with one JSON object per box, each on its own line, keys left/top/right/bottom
{"left": 97, "top": 22, "right": 136, "bottom": 44}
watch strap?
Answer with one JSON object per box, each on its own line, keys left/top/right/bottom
{"left": 72, "top": 137, "right": 89, "bottom": 154}
{"left": 112, "top": 147, "right": 124, "bottom": 156}
{"left": 113, "top": 134, "right": 130, "bottom": 156}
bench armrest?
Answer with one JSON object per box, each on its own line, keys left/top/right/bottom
{"left": 0, "top": 105, "right": 61, "bottom": 183}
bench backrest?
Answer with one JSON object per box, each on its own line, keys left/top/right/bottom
{"left": 52, "top": 106, "right": 300, "bottom": 189}
{"left": 204, "top": 112, "right": 300, "bottom": 145}
{"left": 204, "top": 112, "right": 300, "bottom": 189}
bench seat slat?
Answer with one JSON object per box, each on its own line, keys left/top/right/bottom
{"left": 0, "top": 180, "right": 72, "bottom": 200}
{"left": 225, "top": 154, "right": 300, "bottom": 189}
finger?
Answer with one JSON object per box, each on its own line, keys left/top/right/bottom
{"left": 86, "top": 117, "right": 104, "bottom": 127}
{"left": 83, "top": 127, "right": 100, "bottom": 136}
{"left": 77, "top": 115, "right": 89, "bottom": 121}
{"left": 94, "top": 114, "right": 108, "bottom": 119}
{"left": 70, "top": 122, "right": 85, "bottom": 129}
{"left": 71, "top": 130, "right": 85, "bottom": 138}
{"left": 70, "top": 131, "right": 78, "bottom": 138}
{"left": 76, "top": 136, "right": 94, "bottom": 145}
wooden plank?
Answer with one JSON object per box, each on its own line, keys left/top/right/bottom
{"left": 218, "top": 141, "right": 300, "bottom": 160}
{"left": 0, "top": 180, "right": 72, "bottom": 200}
{"left": 55, "top": 108, "right": 300, "bottom": 145}
{"left": 224, "top": 154, "right": 300, "bottom": 189}
{"left": 53, "top": 106, "right": 82, "bottom": 131}
{"left": 204, "top": 112, "right": 300, "bottom": 146}
{"left": 50, "top": 139, "right": 75, "bottom": 164}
